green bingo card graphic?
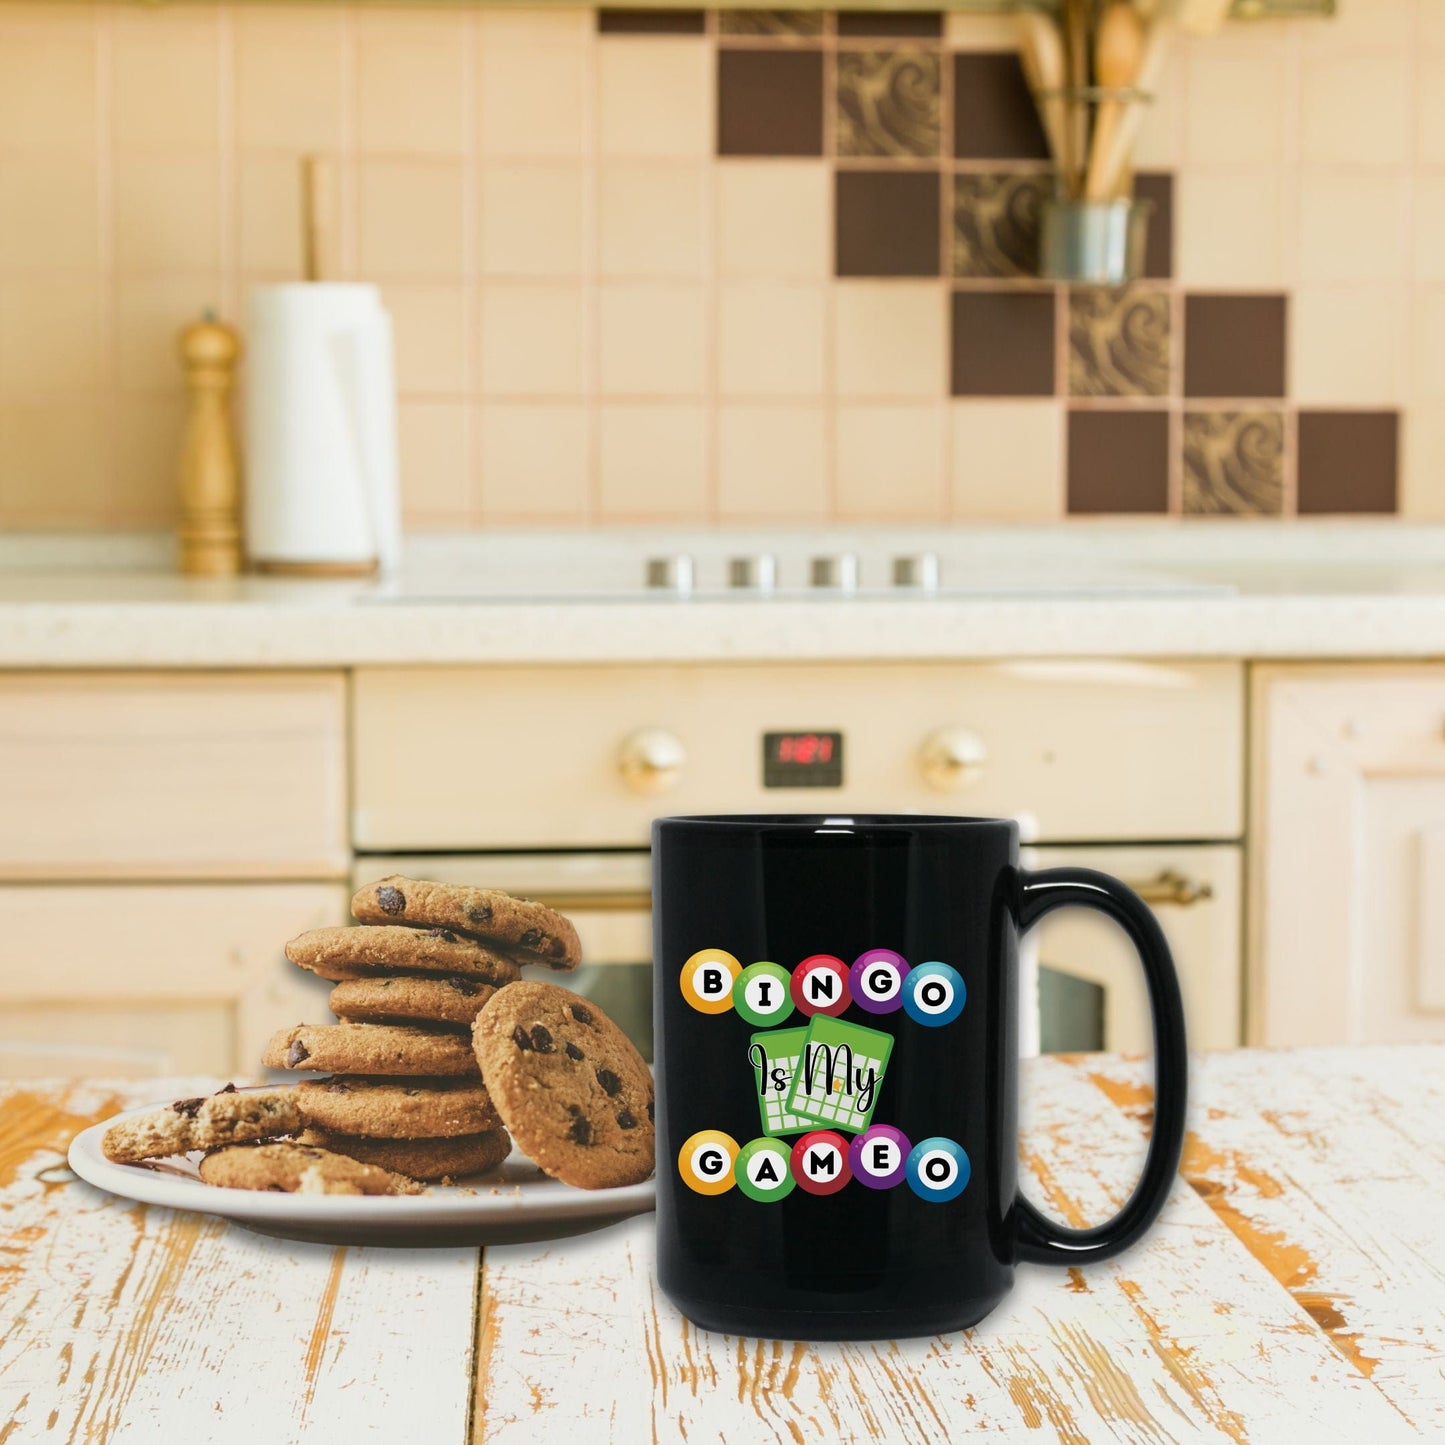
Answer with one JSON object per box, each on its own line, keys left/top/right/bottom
{"left": 749, "top": 1027, "right": 821, "bottom": 1137}
{"left": 787, "top": 1016, "right": 893, "bottom": 1134}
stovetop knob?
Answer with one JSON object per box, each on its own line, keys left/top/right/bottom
{"left": 893, "top": 552, "right": 940, "bottom": 591}
{"left": 810, "top": 553, "right": 859, "bottom": 592}
{"left": 644, "top": 555, "right": 694, "bottom": 596}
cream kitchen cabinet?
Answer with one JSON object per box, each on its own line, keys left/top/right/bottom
{"left": 0, "top": 673, "right": 350, "bottom": 1076}
{"left": 1250, "top": 664, "right": 1445, "bottom": 1046}
{"left": 0, "top": 884, "right": 344, "bottom": 1076}
{"left": 0, "top": 672, "right": 349, "bottom": 879}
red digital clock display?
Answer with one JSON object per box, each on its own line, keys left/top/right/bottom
{"left": 763, "top": 731, "right": 844, "bottom": 788}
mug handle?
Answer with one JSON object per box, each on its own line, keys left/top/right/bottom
{"left": 1013, "top": 866, "right": 1189, "bottom": 1266}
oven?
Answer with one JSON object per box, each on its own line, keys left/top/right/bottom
{"left": 352, "top": 659, "right": 1245, "bottom": 1059}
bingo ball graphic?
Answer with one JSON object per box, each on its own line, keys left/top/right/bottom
{"left": 790, "top": 954, "right": 852, "bottom": 1017}
{"left": 735, "top": 1137, "right": 796, "bottom": 1202}
{"left": 680, "top": 949, "right": 740, "bottom": 1014}
{"left": 733, "top": 961, "right": 796, "bottom": 1027}
{"left": 849, "top": 1124, "right": 910, "bottom": 1190}
{"left": 790, "top": 1130, "right": 853, "bottom": 1195}
{"left": 905, "top": 1136, "right": 970, "bottom": 1202}
{"left": 679, "top": 1130, "right": 739, "bottom": 1195}
{"left": 902, "top": 961, "right": 966, "bottom": 1027}
{"left": 849, "top": 948, "right": 909, "bottom": 1015}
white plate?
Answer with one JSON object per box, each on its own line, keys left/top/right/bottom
{"left": 68, "top": 1096, "right": 656, "bottom": 1247}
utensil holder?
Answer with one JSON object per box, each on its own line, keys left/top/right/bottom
{"left": 1040, "top": 197, "right": 1153, "bottom": 286}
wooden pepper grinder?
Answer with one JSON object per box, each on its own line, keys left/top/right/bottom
{"left": 176, "top": 311, "right": 243, "bottom": 576}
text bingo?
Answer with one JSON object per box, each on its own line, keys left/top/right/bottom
{"left": 680, "top": 948, "right": 965, "bottom": 1025}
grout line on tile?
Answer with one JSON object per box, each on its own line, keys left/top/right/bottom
{"left": 96, "top": 2, "right": 120, "bottom": 524}
{"left": 461, "top": 5, "right": 481, "bottom": 525}
{"left": 217, "top": 5, "right": 238, "bottom": 325}
{"left": 582, "top": 21, "right": 601, "bottom": 523}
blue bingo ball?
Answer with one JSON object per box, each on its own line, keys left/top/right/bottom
{"left": 902, "top": 961, "right": 965, "bottom": 1026}
{"left": 905, "top": 1136, "right": 970, "bottom": 1202}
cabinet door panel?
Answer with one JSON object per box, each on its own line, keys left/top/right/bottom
{"left": 0, "top": 673, "right": 349, "bottom": 878}
{"left": 0, "top": 883, "right": 346, "bottom": 1076}
{"left": 1252, "top": 666, "right": 1445, "bottom": 1045}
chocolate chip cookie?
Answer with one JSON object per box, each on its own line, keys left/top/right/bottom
{"left": 101, "top": 1084, "right": 301, "bottom": 1164}
{"left": 263, "top": 1022, "right": 480, "bottom": 1077}
{"left": 328, "top": 975, "right": 498, "bottom": 1030}
{"left": 285, "top": 925, "right": 521, "bottom": 985}
{"left": 472, "top": 982, "right": 654, "bottom": 1190}
{"left": 198, "top": 1141, "right": 421, "bottom": 1195}
{"left": 297, "top": 1127, "right": 511, "bottom": 1182}
{"left": 294, "top": 1077, "right": 501, "bottom": 1138}
{"left": 352, "top": 877, "right": 581, "bottom": 970}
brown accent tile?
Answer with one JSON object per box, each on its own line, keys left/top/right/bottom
{"left": 951, "top": 289, "right": 1055, "bottom": 396}
{"left": 598, "top": 10, "right": 705, "bottom": 34}
{"left": 1297, "top": 410, "right": 1399, "bottom": 514}
{"left": 719, "top": 11, "right": 824, "bottom": 37}
{"left": 1182, "top": 411, "right": 1284, "bottom": 515}
{"left": 836, "top": 169, "right": 941, "bottom": 276}
{"left": 837, "top": 11, "right": 944, "bottom": 38}
{"left": 1183, "top": 293, "right": 1287, "bottom": 399}
{"left": 1069, "top": 287, "right": 1171, "bottom": 397}
{"left": 718, "top": 50, "right": 824, "bottom": 157}
{"left": 837, "top": 50, "right": 941, "bottom": 159}
{"left": 1134, "top": 172, "right": 1174, "bottom": 281}
{"left": 951, "top": 173, "right": 1047, "bottom": 279}
{"left": 953, "top": 53, "right": 1050, "bottom": 161}
{"left": 1067, "top": 410, "right": 1170, "bottom": 513}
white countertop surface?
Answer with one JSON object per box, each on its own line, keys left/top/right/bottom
{"left": 6, "top": 522, "right": 1445, "bottom": 667}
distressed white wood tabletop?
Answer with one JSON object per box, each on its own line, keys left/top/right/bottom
{"left": 1, "top": 1046, "right": 1441, "bottom": 1444}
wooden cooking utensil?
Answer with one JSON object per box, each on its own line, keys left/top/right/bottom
{"left": 1061, "top": 0, "right": 1091, "bottom": 197}
{"left": 1084, "top": 1, "right": 1146, "bottom": 201}
{"left": 1092, "top": 15, "right": 1173, "bottom": 202}
{"left": 1016, "top": 9, "right": 1069, "bottom": 175}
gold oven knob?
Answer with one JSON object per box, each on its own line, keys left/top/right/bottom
{"left": 618, "top": 728, "right": 686, "bottom": 794}
{"left": 919, "top": 727, "right": 988, "bottom": 791}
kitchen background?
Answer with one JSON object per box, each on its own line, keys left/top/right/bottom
{"left": 0, "top": 0, "right": 1437, "bottom": 531}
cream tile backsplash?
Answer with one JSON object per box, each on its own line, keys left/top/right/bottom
{"left": 0, "top": 1, "right": 1440, "bottom": 530}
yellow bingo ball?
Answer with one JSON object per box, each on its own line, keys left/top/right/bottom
{"left": 680, "top": 949, "right": 741, "bottom": 1014}
{"left": 678, "top": 1130, "right": 739, "bottom": 1195}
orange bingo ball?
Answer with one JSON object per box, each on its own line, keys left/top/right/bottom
{"left": 678, "top": 1130, "right": 739, "bottom": 1195}
{"left": 680, "top": 949, "right": 741, "bottom": 1014}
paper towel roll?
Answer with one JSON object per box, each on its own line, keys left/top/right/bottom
{"left": 244, "top": 283, "right": 401, "bottom": 574}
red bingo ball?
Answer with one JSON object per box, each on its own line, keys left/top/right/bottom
{"left": 791, "top": 1130, "right": 853, "bottom": 1195}
{"left": 790, "top": 954, "right": 851, "bottom": 1017}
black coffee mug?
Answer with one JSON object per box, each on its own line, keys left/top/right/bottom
{"left": 652, "top": 814, "right": 1187, "bottom": 1341}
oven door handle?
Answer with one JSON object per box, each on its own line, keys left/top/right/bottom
{"left": 523, "top": 890, "right": 653, "bottom": 913}
{"left": 1123, "top": 869, "right": 1213, "bottom": 908}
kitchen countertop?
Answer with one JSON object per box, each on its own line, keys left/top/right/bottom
{"left": 2, "top": 1044, "right": 1440, "bottom": 1442}
{"left": 6, "top": 523, "right": 1445, "bottom": 666}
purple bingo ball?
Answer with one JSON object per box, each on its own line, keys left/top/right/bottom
{"left": 849, "top": 948, "right": 910, "bottom": 1015}
{"left": 849, "top": 1124, "right": 911, "bottom": 1189}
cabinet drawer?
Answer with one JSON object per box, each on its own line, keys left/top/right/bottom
{"left": 0, "top": 883, "right": 345, "bottom": 1076}
{"left": 354, "top": 661, "right": 1244, "bottom": 849}
{"left": 0, "top": 673, "right": 349, "bottom": 878}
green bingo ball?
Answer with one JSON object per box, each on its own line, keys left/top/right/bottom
{"left": 733, "top": 961, "right": 795, "bottom": 1027}
{"left": 735, "top": 1137, "right": 796, "bottom": 1202}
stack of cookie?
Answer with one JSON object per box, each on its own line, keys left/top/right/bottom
{"left": 260, "top": 875, "right": 583, "bottom": 1182}
{"left": 99, "top": 874, "right": 657, "bottom": 1196}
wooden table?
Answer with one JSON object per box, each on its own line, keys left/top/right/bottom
{"left": 2, "top": 1045, "right": 1441, "bottom": 1443}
